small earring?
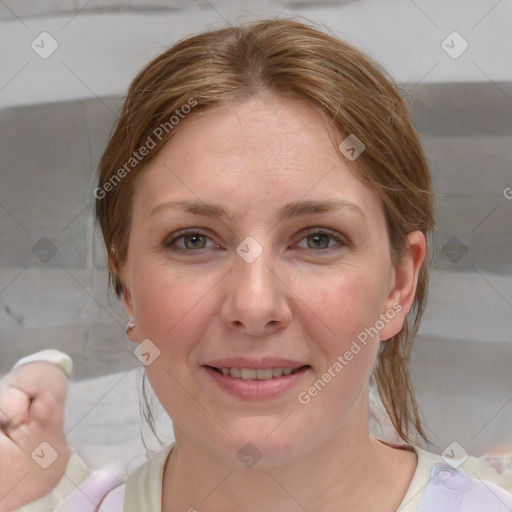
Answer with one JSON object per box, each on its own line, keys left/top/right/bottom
{"left": 125, "top": 320, "right": 136, "bottom": 333}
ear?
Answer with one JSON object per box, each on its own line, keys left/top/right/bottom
{"left": 109, "top": 249, "right": 139, "bottom": 343}
{"left": 379, "top": 231, "right": 427, "bottom": 341}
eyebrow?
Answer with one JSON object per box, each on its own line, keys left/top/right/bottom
{"left": 150, "top": 199, "right": 366, "bottom": 221}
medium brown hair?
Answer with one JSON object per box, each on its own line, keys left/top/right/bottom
{"left": 96, "top": 18, "right": 435, "bottom": 445}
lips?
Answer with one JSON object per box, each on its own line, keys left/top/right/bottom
{"left": 201, "top": 358, "right": 310, "bottom": 398}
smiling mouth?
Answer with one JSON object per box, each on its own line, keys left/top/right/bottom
{"left": 207, "top": 366, "right": 310, "bottom": 380}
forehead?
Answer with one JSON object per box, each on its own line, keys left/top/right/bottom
{"left": 133, "top": 95, "right": 385, "bottom": 225}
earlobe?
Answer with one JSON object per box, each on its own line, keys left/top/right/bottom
{"left": 379, "top": 231, "right": 427, "bottom": 341}
{"left": 125, "top": 319, "right": 138, "bottom": 343}
{"left": 109, "top": 248, "right": 139, "bottom": 343}
{"left": 122, "top": 287, "right": 139, "bottom": 343}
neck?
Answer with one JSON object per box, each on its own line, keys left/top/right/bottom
{"left": 162, "top": 422, "right": 414, "bottom": 512}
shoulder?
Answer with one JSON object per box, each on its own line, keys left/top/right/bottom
{"left": 462, "top": 450, "right": 512, "bottom": 491}
{"left": 392, "top": 443, "right": 512, "bottom": 512}
{"left": 415, "top": 447, "right": 512, "bottom": 511}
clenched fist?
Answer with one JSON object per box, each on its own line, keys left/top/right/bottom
{"left": 0, "top": 361, "right": 72, "bottom": 511}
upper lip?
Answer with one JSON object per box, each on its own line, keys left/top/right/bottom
{"left": 202, "top": 357, "right": 309, "bottom": 369}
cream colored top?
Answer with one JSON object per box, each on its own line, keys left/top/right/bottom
{"left": 119, "top": 441, "right": 512, "bottom": 512}
{"left": 17, "top": 441, "right": 512, "bottom": 511}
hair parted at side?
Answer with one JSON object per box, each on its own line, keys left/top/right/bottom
{"left": 95, "top": 17, "right": 435, "bottom": 446}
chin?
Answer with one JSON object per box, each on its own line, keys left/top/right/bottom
{"left": 212, "top": 420, "right": 304, "bottom": 468}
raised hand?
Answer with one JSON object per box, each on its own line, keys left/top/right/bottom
{"left": 0, "top": 361, "right": 72, "bottom": 511}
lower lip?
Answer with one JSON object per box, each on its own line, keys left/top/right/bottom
{"left": 202, "top": 366, "right": 309, "bottom": 399}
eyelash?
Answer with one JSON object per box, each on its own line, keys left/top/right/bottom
{"left": 163, "top": 228, "right": 349, "bottom": 256}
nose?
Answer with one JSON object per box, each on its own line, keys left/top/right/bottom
{"left": 221, "top": 247, "right": 292, "bottom": 336}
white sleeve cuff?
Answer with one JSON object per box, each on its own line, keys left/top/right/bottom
{"left": 12, "top": 350, "right": 73, "bottom": 378}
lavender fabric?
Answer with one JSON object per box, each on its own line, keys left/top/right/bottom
{"left": 52, "top": 469, "right": 124, "bottom": 512}
{"left": 417, "top": 463, "right": 512, "bottom": 511}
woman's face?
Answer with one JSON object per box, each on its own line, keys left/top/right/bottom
{"left": 121, "top": 94, "right": 422, "bottom": 465}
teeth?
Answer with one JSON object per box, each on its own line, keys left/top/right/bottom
{"left": 272, "top": 368, "right": 283, "bottom": 377}
{"left": 256, "top": 369, "right": 273, "bottom": 380}
{"left": 241, "top": 368, "right": 257, "bottom": 380}
{"left": 218, "top": 367, "right": 300, "bottom": 380}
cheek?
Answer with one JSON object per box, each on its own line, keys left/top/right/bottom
{"left": 298, "top": 267, "right": 387, "bottom": 348}
{"left": 130, "top": 264, "right": 219, "bottom": 407}
{"left": 294, "top": 267, "right": 386, "bottom": 405}
{"left": 129, "top": 260, "right": 219, "bottom": 345}
{"left": 298, "top": 273, "right": 383, "bottom": 405}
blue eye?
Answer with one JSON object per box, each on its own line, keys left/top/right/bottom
{"left": 163, "top": 228, "right": 348, "bottom": 256}
{"left": 295, "top": 229, "right": 348, "bottom": 252}
{"left": 164, "top": 230, "right": 217, "bottom": 254}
